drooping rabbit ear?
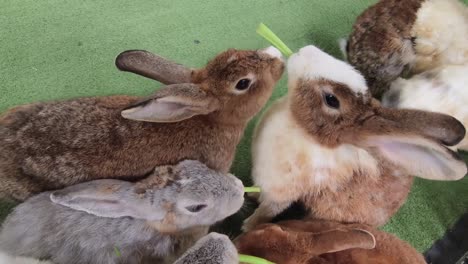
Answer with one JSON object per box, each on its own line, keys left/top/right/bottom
{"left": 363, "top": 135, "right": 467, "bottom": 181}
{"left": 50, "top": 179, "right": 165, "bottom": 221}
{"left": 121, "top": 83, "right": 220, "bottom": 123}
{"left": 115, "top": 50, "right": 193, "bottom": 84}
{"left": 376, "top": 108, "right": 466, "bottom": 146}
{"left": 358, "top": 108, "right": 467, "bottom": 180}
{"left": 309, "top": 228, "right": 376, "bottom": 254}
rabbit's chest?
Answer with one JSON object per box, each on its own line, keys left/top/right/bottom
{"left": 252, "top": 106, "right": 379, "bottom": 201}
{"left": 303, "top": 172, "right": 413, "bottom": 226}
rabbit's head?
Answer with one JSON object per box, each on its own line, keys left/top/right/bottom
{"left": 116, "top": 47, "right": 284, "bottom": 124}
{"left": 50, "top": 160, "right": 244, "bottom": 232}
{"left": 235, "top": 221, "right": 376, "bottom": 264}
{"left": 286, "top": 45, "right": 467, "bottom": 181}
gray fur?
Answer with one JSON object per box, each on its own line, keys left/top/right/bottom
{"left": 174, "top": 233, "right": 238, "bottom": 264}
{"left": 0, "top": 160, "right": 244, "bottom": 264}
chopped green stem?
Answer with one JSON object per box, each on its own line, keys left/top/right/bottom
{"left": 244, "top": 186, "right": 261, "bottom": 193}
{"left": 256, "top": 23, "right": 293, "bottom": 57}
{"left": 114, "top": 246, "right": 121, "bottom": 257}
{"left": 239, "top": 254, "right": 275, "bottom": 264}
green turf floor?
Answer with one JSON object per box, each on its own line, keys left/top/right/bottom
{"left": 1, "top": 0, "right": 467, "bottom": 253}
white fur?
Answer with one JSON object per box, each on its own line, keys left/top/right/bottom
{"left": 287, "top": 45, "right": 368, "bottom": 95}
{"left": 412, "top": 0, "right": 468, "bottom": 73}
{"left": 338, "top": 38, "right": 348, "bottom": 60}
{"left": 383, "top": 64, "right": 468, "bottom": 151}
{"left": 261, "top": 46, "right": 283, "bottom": 59}
{"left": 251, "top": 97, "right": 380, "bottom": 203}
{"left": 0, "top": 252, "right": 52, "bottom": 264}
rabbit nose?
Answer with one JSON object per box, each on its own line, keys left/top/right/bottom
{"left": 260, "top": 46, "right": 283, "bottom": 60}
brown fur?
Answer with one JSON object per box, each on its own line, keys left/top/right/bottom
{"left": 134, "top": 165, "right": 177, "bottom": 193}
{"left": 288, "top": 78, "right": 465, "bottom": 226}
{"left": 0, "top": 48, "right": 284, "bottom": 201}
{"left": 291, "top": 79, "right": 465, "bottom": 148}
{"left": 346, "top": 0, "right": 425, "bottom": 98}
{"left": 244, "top": 75, "right": 465, "bottom": 230}
{"left": 235, "top": 219, "right": 426, "bottom": 264}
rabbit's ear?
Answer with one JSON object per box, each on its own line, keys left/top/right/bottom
{"left": 359, "top": 108, "right": 467, "bottom": 180}
{"left": 311, "top": 228, "right": 376, "bottom": 254}
{"left": 376, "top": 108, "right": 466, "bottom": 147}
{"left": 50, "top": 180, "right": 164, "bottom": 221}
{"left": 115, "top": 50, "right": 192, "bottom": 84}
{"left": 363, "top": 135, "right": 467, "bottom": 181}
{"left": 121, "top": 83, "right": 220, "bottom": 123}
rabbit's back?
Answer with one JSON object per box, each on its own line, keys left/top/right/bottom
{"left": 411, "top": 0, "right": 468, "bottom": 73}
{"left": 0, "top": 192, "right": 180, "bottom": 264}
{"left": 0, "top": 95, "right": 242, "bottom": 200}
{"left": 385, "top": 64, "right": 468, "bottom": 151}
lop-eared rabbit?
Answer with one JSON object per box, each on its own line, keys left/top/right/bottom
{"left": 343, "top": 0, "right": 468, "bottom": 97}
{"left": 0, "top": 46, "right": 284, "bottom": 201}
{"left": 0, "top": 160, "right": 244, "bottom": 264}
{"left": 236, "top": 219, "right": 426, "bottom": 264}
{"left": 243, "top": 45, "right": 467, "bottom": 231}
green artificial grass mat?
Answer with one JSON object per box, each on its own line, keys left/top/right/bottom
{"left": 1, "top": 0, "right": 467, "bottom": 253}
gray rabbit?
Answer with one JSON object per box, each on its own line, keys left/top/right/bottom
{"left": 0, "top": 160, "right": 244, "bottom": 264}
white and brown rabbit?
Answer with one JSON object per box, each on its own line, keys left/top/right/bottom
{"left": 0, "top": 160, "right": 245, "bottom": 264}
{"left": 383, "top": 63, "right": 468, "bottom": 151}
{"left": 0, "top": 46, "right": 284, "bottom": 201}
{"left": 242, "top": 45, "right": 467, "bottom": 231}
{"left": 343, "top": 0, "right": 468, "bottom": 97}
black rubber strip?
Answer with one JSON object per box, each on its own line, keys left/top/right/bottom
{"left": 424, "top": 212, "right": 468, "bottom": 264}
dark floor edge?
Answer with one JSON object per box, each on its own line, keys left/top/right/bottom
{"left": 424, "top": 212, "right": 468, "bottom": 264}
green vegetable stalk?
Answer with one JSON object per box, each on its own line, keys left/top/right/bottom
{"left": 256, "top": 23, "right": 293, "bottom": 57}
{"left": 239, "top": 254, "right": 275, "bottom": 264}
{"left": 244, "top": 186, "right": 261, "bottom": 193}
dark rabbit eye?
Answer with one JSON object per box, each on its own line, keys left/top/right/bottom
{"left": 324, "top": 93, "right": 340, "bottom": 109}
{"left": 185, "top": 204, "right": 207, "bottom": 213}
{"left": 235, "top": 79, "right": 251, "bottom": 90}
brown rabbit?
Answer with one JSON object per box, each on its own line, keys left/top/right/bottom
{"left": 343, "top": 0, "right": 468, "bottom": 98}
{"left": 242, "top": 45, "right": 467, "bottom": 231}
{"left": 235, "top": 219, "right": 426, "bottom": 264}
{"left": 0, "top": 47, "right": 284, "bottom": 201}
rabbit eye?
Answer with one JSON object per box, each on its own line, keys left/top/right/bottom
{"left": 324, "top": 93, "right": 340, "bottom": 109}
{"left": 185, "top": 204, "right": 207, "bottom": 213}
{"left": 235, "top": 79, "right": 251, "bottom": 90}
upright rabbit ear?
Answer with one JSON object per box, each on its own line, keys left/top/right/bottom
{"left": 115, "top": 50, "right": 192, "bottom": 84}
{"left": 121, "top": 83, "right": 220, "bottom": 123}
{"left": 50, "top": 179, "right": 165, "bottom": 221}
